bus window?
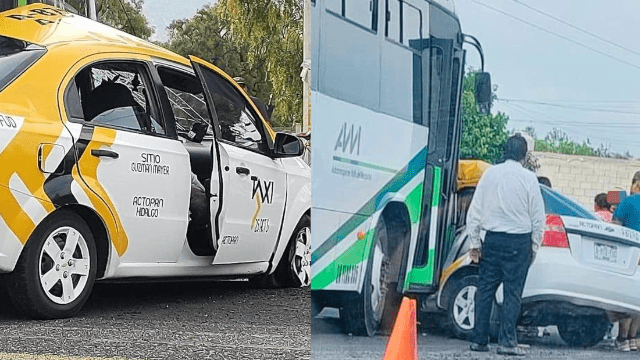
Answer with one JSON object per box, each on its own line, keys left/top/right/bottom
{"left": 402, "top": 3, "right": 422, "bottom": 49}
{"left": 430, "top": 47, "right": 444, "bottom": 124}
{"left": 327, "top": 0, "right": 378, "bottom": 32}
{"left": 385, "top": 0, "right": 401, "bottom": 42}
{"left": 385, "top": 0, "right": 422, "bottom": 48}
{"left": 446, "top": 57, "right": 461, "bottom": 159}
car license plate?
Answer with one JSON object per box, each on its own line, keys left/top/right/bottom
{"left": 593, "top": 242, "right": 617, "bottom": 263}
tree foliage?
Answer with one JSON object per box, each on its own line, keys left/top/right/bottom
{"left": 167, "top": 0, "right": 303, "bottom": 128}
{"left": 94, "top": 0, "right": 153, "bottom": 39}
{"left": 459, "top": 70, "right": 510, "bottom": 164}
{"left": 532, "top": 128, "right": 633, "bottom": 159}
{"left": 534, "top": 128, "right": 596, "bottom": 156}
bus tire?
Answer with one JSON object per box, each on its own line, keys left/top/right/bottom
{"left": 6, "top": 210, "right": 97, "bottom": 319}
{"left": 341, "top": 216, "right": 389, "bottom": 336}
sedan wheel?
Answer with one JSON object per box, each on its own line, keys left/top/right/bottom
{"left": 453, "top": 284, "right": 476, "bottom": 331}
{"left": 38, "top": 226, "right": 92, "bottom": 305}
{"left": 6, "top": 210, "right": 97, "bottom": 319}
{"left": 290, "top": 225, "right": 311, "bottom": 287}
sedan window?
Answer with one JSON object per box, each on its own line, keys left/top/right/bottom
{"left": 541, "top": 186, "right": 598, "bottom": 220}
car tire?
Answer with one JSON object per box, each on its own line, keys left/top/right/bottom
{"left": 557, "top": 315, "right": 608, "bottom": 348}
{"left": 279, "top": 214, "right": 311, "bottom": 287}
{"left": 6, "top": 210, "right": 97, "bottom": 319}
{"left": 444, "top": 274, "right": 478, "bottom": 340}
{"left": 443, "top": 274, "right": 501, "bottom": 341}
{"left": 250, "top": 214, "right": 311, "bottom": 288}
{"left": 341, "top": 216, "right": 389, "bottom": 336}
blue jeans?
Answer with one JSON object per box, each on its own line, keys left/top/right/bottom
{"left": 472, "top": 231, "right": 532, "bottom": 348}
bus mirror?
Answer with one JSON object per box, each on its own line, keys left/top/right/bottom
{"left": 475, "top": 72, "right": 492, "bottom": 115}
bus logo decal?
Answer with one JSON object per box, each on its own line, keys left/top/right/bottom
{"left": 334, "top": 123, "right": 361, "bottom": 156}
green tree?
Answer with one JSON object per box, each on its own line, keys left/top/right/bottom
{"left": 167, "top": 0, "right": 303, "bottom": 128}
{"left": 459, "top": 70, "right": 510, "bottom": 164}
{"left": 534, "top": 128, "right": 597, "bottom": 156}
{"left": 95, "top": 0, "right": 153, "bottom": 40}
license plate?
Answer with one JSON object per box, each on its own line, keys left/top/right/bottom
{"left": 593, "top": 242, "right": 617, "bottom": 263}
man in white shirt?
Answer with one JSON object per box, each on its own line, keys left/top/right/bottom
{"left": 467, "top": 134, "right": 546, "bottom": 356}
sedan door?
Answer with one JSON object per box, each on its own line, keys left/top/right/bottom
{"left": 190, "top": 57, "right": 287, "bottom": 265}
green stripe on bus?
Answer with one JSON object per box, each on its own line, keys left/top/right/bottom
{"left": 404, "top": 249, "right": 435, "bottom": 289}
{"left": 310, "top": 229, "right": 375, "bottom": 290}
{"left": 405, "top": 182, "right": 423, "bottom": 224}
{"left": 332, "top": 155, "right": 397, "bottom": 173}
{"left": 431, "top": 166, "right": 442, "bottom": 207}
{"left": 18, "top": 0, "right": 26, "bottom": 6}
{"left": 311, "top": 147, "right": 428, "bottom": 266}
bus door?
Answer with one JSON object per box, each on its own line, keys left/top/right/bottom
{"left": 403, "top": 33, "right": 464, "bottom": 293}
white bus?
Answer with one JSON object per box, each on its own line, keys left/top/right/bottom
{"left": 310, "top": 0, "right": 491, "bottom": 335}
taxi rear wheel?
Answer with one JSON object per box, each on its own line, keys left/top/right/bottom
{"left": 6, "top": 210, "right": 97, "bottom": 319}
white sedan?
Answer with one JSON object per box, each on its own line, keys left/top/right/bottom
{"left": 436, "top": 185, "right": 640, "bottom": 347}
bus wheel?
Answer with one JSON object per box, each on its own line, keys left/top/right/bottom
{"left": 341, "top": 216, "right": 389, "bottom": 336}
{"left": 6, "top": 210, "right": 97, "bottom": 319}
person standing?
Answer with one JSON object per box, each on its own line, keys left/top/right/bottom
{"left": 466, "top": 134, "right": 546, "bottom": 356}
{"left": 612, "top": 172, "right": 640, "bottom": 351}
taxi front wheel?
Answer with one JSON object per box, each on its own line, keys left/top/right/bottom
{"left": 6, "top": 210, "right": 97, "bottom": 319}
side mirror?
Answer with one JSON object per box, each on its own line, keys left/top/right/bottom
{"left": 475, "top": 72, "right": 492, "bottom": 115}
{"left": 273, "top": 132, "right": 304, "bottom": 158}
{"left": 607, "top": 190, "right": 627, "bottom": 206}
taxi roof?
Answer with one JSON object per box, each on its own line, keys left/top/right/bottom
{"left": 0, "top": 4, "right": 188, "bottom": 65}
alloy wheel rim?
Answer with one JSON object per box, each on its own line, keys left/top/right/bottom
{"left": 453, "top": 285, "right": 476, "bottom": 330}
{"left": 293, "top": 226, "right": 311, "bottom": 286}
{"left": 38, "top": 226, "right": 90, "bottom": 305}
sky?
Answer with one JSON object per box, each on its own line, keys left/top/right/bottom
{"left": 455, "top": 0, "right": 640, "bottom": 156}
{"left": 142, "top": 0, "right": 214, "bottom": 43}
{"left": 141, "top": 0, "right": 640, "bottom": 156}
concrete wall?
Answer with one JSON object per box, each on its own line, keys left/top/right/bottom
{"left": 534, "top": 151, "right": 640, "bottom": 209}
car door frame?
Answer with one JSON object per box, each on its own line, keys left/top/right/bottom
{"left": 59, "top": 52, "right": 191, "bottom": 265}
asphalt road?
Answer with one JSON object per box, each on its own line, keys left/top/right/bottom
{"left": 312, "top": 308, "right": 631, "bottom": 360}
{"left": 0, "top": 280, "right": 310, "bottom": 360}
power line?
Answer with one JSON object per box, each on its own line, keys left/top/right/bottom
{"left": 117, "top": 0, "right": 138, "bottom": 38}
{"left": 511, "top": 0, "right": 640, "bottom": 58}
{"left": 498, "top": 98, "right": 640, "bottom": 115}
{"left": 497, "top": 98, "right": 640, "bottom": 104}
{"left": 466, "top": 0, "right": 640, "bottom": 72}
{"left": 503, "top": 103, "right": 640, "bottom": 127}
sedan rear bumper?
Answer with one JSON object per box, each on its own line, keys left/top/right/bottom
{"left": 523, "top": 247, "right": 640, "bottom": 316}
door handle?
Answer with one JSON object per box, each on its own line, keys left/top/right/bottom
{"left": 236, "top": 166, "right": 250, "bottom": 175}
{"left": 90, "top": 149, "right": 119, "bottom": 159}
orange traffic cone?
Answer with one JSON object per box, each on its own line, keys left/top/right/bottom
{"left": 382, "top": 297, "right": 418, "bottom": 360}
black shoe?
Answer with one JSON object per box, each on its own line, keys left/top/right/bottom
{"left": 470, "top": 343, "right": 490, "bottom": 352}
{"left": 497, "top": 346, "right": 526, "bottom": 356}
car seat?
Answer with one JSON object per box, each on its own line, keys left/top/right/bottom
{"left": 83, "top": 81, "right": 145, "bottom": 128}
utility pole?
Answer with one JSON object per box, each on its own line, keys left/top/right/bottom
{"left": 87, "top": 0, "right": 96, "bottom": 20}
{"left": 301, "top": 0, "right": 311, "bottom": 133}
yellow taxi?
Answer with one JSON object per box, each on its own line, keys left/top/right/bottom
{"left": 0, "top": 4, "right": 311, "bottom": 319}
